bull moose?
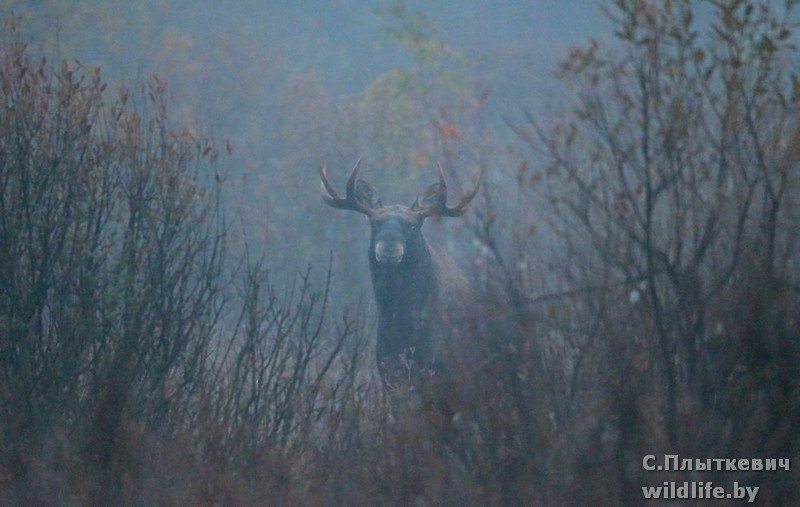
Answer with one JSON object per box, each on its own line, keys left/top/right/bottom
{"left": 319, "top": 159, "right": 481, "bottom": 387}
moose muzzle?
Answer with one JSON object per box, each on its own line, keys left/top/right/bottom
{"left": 374, "top": 239, "right": 404, "bottom": 264}
{"left": 373, "top": 220, "right": 406, "bottom": 264}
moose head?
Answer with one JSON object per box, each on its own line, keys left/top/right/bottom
{"left": 320, "top": 159, "right": 481, "bottom": 265}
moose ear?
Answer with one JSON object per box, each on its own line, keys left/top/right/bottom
{"left": 412, "top": 181, "right": 445, "bottom": 211}
{"left": 354, "top": 179, "right": 382, "bottom": 209}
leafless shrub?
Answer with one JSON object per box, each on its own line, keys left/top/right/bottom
{"left": 3, "top": 2, "right": 799, "bottom": 504}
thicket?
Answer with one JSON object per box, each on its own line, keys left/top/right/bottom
{"left": 1, "top": 1, "right": 799, "bottom": 504}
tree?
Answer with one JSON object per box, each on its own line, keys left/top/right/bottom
{"left": 510, "top": 0, "right": 800, "bottom": 500}
{"left": 0, "top": 32, "right": 363, "bottom": 503}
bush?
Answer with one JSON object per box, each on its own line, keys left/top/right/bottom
{"left": 2, "top": 3, "right": 799, "bottom": 504}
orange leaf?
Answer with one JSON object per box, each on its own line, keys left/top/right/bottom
{"left": 439, "top": 122, "right": 460, "bottom": 139}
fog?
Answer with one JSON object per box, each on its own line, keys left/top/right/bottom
{"left": 2, "top": 1, "right": 798, "bottom": 504}
{"left": 11, "top": 0, "right": 609, "bottom": 286}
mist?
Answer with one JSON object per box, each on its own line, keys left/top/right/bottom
{"left": 1, "top": 1, "right": 798, "bottom": 504}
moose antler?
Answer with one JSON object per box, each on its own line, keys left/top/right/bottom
{"left": 415, "top": 162, "right": 483, "bottom": 218}
{"left": 319, "top": 158, "right": 376, "bottom": 216}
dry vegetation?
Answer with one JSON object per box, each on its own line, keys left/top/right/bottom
{"left": 1, "top": 1, "right": 799, "bottom": 505}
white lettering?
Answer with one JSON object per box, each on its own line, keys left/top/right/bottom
{"left": 665, "top": 454, "right": 679, "bottom": 471}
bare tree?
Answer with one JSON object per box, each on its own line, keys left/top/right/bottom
{"left": 504, "top": 0, "right": 800, "bottom": 501}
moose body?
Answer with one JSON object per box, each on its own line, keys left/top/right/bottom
{"left": 320, "top": 160, "right": 480, "bottom": 386}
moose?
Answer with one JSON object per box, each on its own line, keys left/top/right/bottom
{"left": 320, "top": 159, "right": 481, "bottom": 387}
